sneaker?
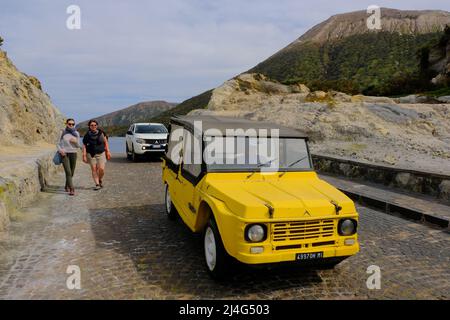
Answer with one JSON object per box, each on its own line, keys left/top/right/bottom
{"left": 94, "top": 184, "right": 101, "bottom": 191}
{"left": 69, "top": 189, "right": 75, "bottom": 196}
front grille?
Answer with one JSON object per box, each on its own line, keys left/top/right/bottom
{"left": 275, "top": 241, "right": 335, "bottom": 251}
{"left": 144, "top": 139, "right": 167, "bottom": 144}
{"left": 272, "top": 219, "right": 335, "bottom": 243}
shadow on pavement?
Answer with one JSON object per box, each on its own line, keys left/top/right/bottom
{"left": 42, "top": 184, "right": 93, "bottom": 194}
{"left": 41, "top": 185, "right": 67, "bottom": 194}
{"left": 88, "top": 203, "right": 324, "bottom": 298}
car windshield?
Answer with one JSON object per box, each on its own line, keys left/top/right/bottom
{"left": 204, "top": 136, "right": 312, "bottom": 171}
{"left": 135, "top": 124, "right": 168, "bottom": 134}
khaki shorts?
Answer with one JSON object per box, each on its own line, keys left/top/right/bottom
{"left": 87, "top": 152, "right": 107, "bottom": 167}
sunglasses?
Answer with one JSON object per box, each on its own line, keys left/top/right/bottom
{"left": 89, "top": 124, "right": 98, "bottom": 127}
{"left": 67, "top": 123, "right": 75, "bottom": 126}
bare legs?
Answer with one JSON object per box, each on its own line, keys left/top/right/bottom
{"left": 98, "top": 165, "right": 105, "bottom": 183}
{"left": 90, "top": 162, "right": 105, "bottom": 187}
{"left": 90, "top": 164, "right": 100, "bottom": 185}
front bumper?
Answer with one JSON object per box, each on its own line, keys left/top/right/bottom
{"left": 134, "top": 143, "right": 167, "bottom": 154}
{"left": 235, "top": 242, "right": 359, "bottom": 265}
{"left": 216, "top": 210, "right": 359, "bottom": 265}
{"left": 246, "top": 256, "right": 350, "bottom": 269}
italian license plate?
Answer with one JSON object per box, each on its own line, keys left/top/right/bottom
{"left": 296, "top": 252, "right": 324, "bottom": 261}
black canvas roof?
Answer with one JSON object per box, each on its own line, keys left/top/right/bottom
{"left": 170, "top": 115, "right": 307, "bottom": 139}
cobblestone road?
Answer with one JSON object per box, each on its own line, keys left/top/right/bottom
{"left": 0, "top": 154, "right": 448, "bottom": 299}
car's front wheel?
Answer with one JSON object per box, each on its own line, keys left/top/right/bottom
{"left": 131, "top": 144, "right": 139, "bottom": 162}
{"left": 204, "top": 218, "right": 229, "bottom": 279}
{"left": 164, "top": 184, "right": 177, "bottom": 220}
{"left": 126, "top": 143, "right": 132, "bottom": 160}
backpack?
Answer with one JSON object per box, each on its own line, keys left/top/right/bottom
{"left": 98, "top": 128, "right": 109, "bottom": 140}
{"left": 83, "top": 130, "right": 106, "bottom": 156}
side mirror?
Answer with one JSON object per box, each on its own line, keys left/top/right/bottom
{"left": 127, "top": 131, "right": 133, "bottom": 135}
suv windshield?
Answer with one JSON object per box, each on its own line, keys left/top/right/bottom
{"left": 135, "top": 124, "right": 168, "bottom": 134}
{"left": 204, "top": 137, "right": 311, "bottom": 171}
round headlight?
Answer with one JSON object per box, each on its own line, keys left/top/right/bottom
{"left": 246, "top": 224, "right": 266, "bottom": 242}
{"left": 339, "top": 219, "right": 357, "bottom": 236}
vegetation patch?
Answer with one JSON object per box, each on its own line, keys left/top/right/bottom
{"left": 251, "top": 31, "right": 448, "bottom": 97}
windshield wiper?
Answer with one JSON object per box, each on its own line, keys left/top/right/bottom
{"left": 279, "top": 155, "right": 309, "bottom": 177}
{"left": 257, "top": 158, "right": 278, "bottom": 168}
{"left": 246, "top": 158, "right": 278, "bottom": 179}
{"left": 287, "top": 155, "right": 309, "bottom": 168}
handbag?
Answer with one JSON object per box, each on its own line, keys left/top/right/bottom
{"left": 53, "top": 151, "right": 63, "bottom": 165}
{"left": 53, "top": 129, "right": 66, "bottom": 166}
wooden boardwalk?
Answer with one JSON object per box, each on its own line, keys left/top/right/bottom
{"left": 320, "top": 174, "right": 450, "bottom": 229}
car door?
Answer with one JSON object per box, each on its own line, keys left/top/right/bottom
{"left": 178, "top": 128, "right": 203, "bottom": 229}
{"left": 165, "top": 124, "right": 186, "bottom": 215}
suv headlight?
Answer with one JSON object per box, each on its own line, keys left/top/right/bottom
{"left": 338, "top": 219, "right": 357, "bottom": 236}
{"left": 245, "top": 224, "right": 267, "bottom": 242}
{"left": 135, "top": 138, "right": 146, "bottom": 144}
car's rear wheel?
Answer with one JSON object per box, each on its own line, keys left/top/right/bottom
{"left": 204, "top": 218, "right": 229, "bottom": 279}
{"left": 164, "top": 184, "right": 177, "bottom": 220}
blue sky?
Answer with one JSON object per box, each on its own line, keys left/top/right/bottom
{"left": 1, "top": 0, "right": 449, "bottom": 121}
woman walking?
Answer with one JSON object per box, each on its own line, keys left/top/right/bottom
{"left": 82, "top": 119, "right": 111, "bottom": 190}
{"left": 57, "top": 118, "right": 81, "bottom": 196}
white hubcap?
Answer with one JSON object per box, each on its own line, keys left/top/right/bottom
{"left": 165, "top": 187, "right": 171, "bottom": 214}
{"left": 204, "top": 227, "right": 217, "bottom": 271}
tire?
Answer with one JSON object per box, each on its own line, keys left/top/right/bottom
{"left": 131, "top": 144, "right": 139, "bottom": 162}
{"left": 204, "top": 218, "right": 229, "bottom": 280}
{"left": 126, "top": 143, "right": 132, "bottom": 160}
{"left": 164, "top": 184, "right": 177, "bottom": 220}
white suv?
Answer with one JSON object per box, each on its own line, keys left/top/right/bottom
{"left": 125, "top": 123, "right": 168, "bottom": 161}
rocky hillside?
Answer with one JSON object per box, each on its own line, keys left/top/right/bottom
{"left": 0, "top": 50, "right": 63, "bottom": 146}
{"left": 249, "top": 8, "right": 450, "bottom": 96}
{"left": 78, "top": 101, "right": 177, "bottom": 129}
{"left": 296, "top": 8, "right": 449, "bottom": 44}
{"left": 190, "top": 73, "right": 450, "bottom": 174}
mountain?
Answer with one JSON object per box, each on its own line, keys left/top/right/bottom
{"left": 249, "top": 8, "right": 450, "bottom": 95}
{"left": 152, "top": 8, "right": 450, "bottom": 172}
{"left": 160, "top": 8, "right": 450, "bottom": 125}
{"left": 150, "top": 89, "right": 213, "bottom": 126}
{"left": 77, "top": 100, "right": 177, "bottom": 135}
{"left": 0, "top": 49, "right": 63, "bottom": 146}
{"left": 190, "top": 73, "right": 450, "bottom": 173}
{"left": 97, "top": 92, "right": 213, "bottom": 134}
{"left": 293, "top": 8, "right": 449, "bottom": 44}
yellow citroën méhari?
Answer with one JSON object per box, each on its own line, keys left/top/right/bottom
{"left": 162, "top": 115, "right": 359, "bottom": 279}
